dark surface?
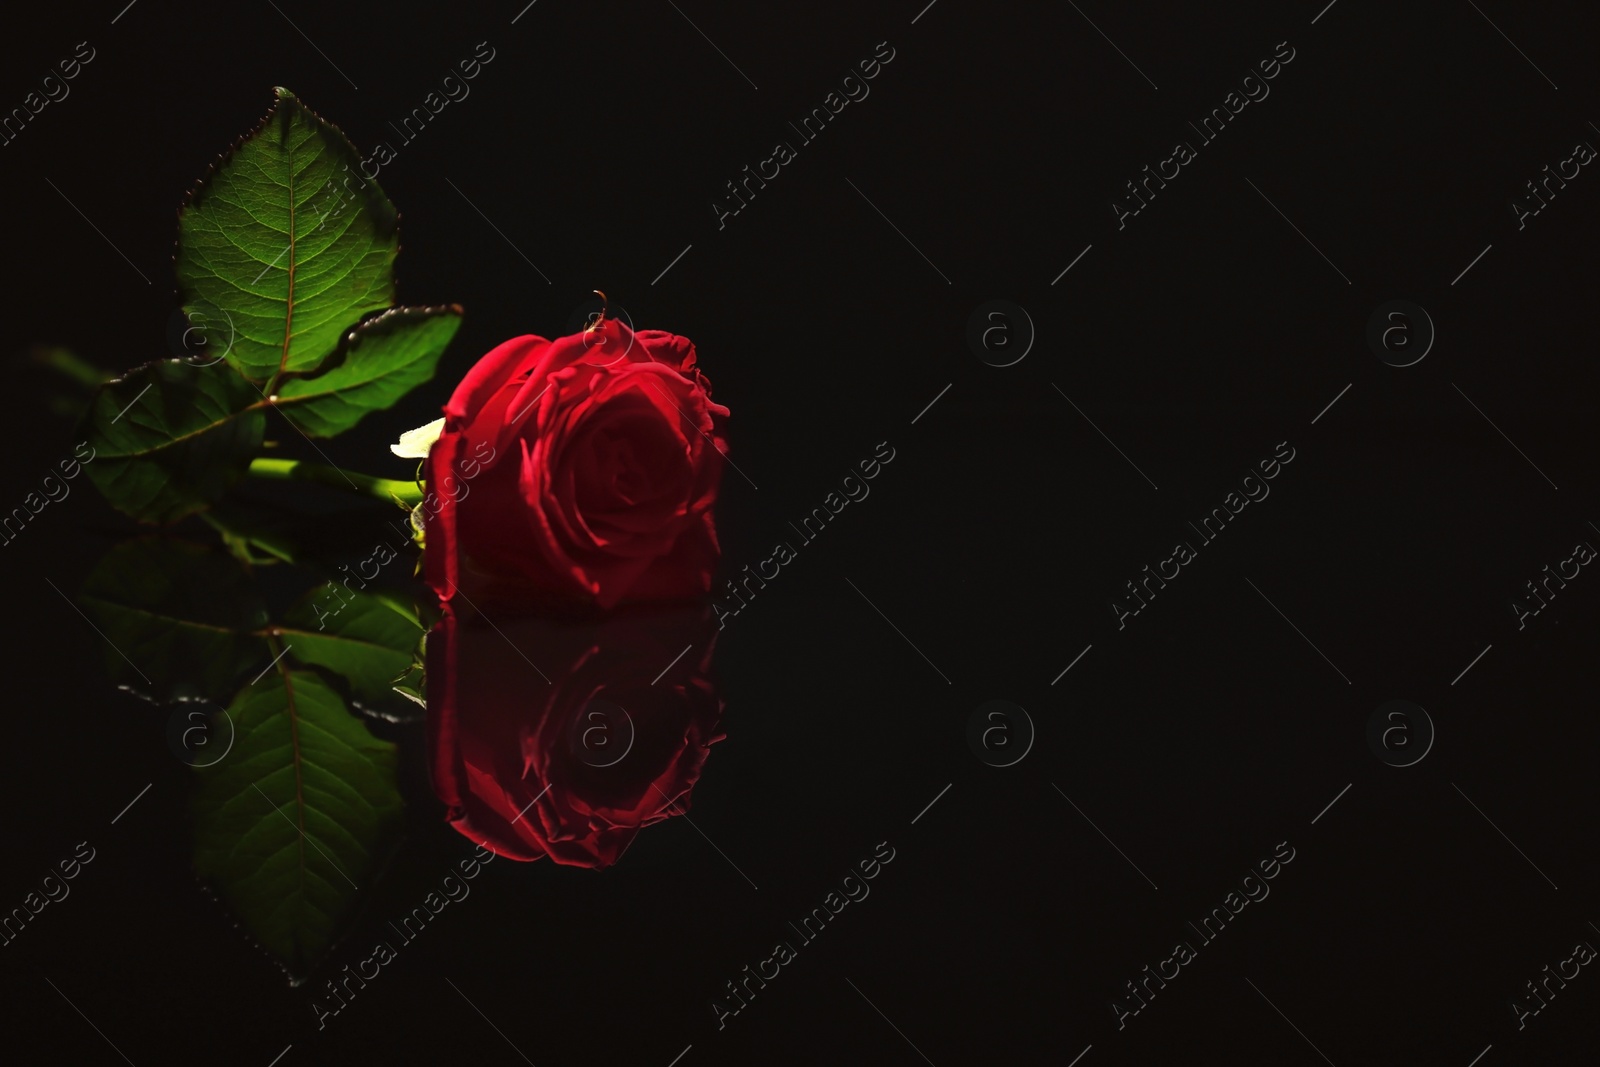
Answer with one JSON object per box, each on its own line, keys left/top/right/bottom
{"left": 5, "top": 1, "right": 1600, "bottom": 1064}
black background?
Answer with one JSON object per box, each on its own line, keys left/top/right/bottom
{"left": 4, "top": 1, "right": 1600, "bottom": 1064}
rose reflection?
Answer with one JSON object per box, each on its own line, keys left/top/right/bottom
{"left": 426, "top": 605, "right": 722, "bottom": 868}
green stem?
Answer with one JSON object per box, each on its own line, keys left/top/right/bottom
{"left": 30, "top": 345, "right": 112, "bottom": 391}
{"left": 248, "top": 457, "right": 423, "bottom": 507}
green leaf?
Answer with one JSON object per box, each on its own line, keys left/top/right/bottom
{"left": 194, "top": 669, "right": 402, "bottom": 980}
{"left": 390, "top": 659, "right": 426, "bottom": 711}
{"left": 280, "top": 587, "right": 423, "bottom": 710}
{"left": 203, "top": 494, "right": 422, "bottom": 567}
{"left": 79, "top": 359, "right": 266, "bottom": 523}
{"left": 79, "top": 538, "right": 270, "bottom": 701}
{"left": 276, "top": 306, "right": 463, "bottom": 437}
{"left": 177, "top": 86, "right": 398, "bottom": 383}
{"left": 202, "top": 508, "right": 299, "bottom": 566}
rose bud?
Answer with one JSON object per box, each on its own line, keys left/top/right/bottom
{"left": 422, "top": 318, "right": 727, "bottom": 612}
{"left": 427, "top": 606, "right": 723, "bottom": 867}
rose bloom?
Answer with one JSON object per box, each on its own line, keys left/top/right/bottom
{"left": 427, "top": 607, "right": 723, "bottom": 866}
{"left": 423, "top": 318, "right": 727, "bottom": 611}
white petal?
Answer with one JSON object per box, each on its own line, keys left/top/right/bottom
{"left": 390, "top": 417, "right": 446, "bottom": 459}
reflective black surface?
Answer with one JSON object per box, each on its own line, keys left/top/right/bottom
{"left": 8, "top": 2, "right": 1600, "bottom": 1064}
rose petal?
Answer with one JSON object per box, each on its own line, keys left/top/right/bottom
{"left": 444, "top": 335, "right": 548, "bottom": 424}
{"left": 390, "top": 416, "right": 446, "bottom": 459}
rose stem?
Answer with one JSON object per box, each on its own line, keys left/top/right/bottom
{"left": 247, "top": 457, "right": 424, "bottom": 507}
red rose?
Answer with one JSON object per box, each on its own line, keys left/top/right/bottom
{"left": 423, "top": 317, "right": 727, "bottom": 612}
{"left": 426, "top": 606, "right": 723, "bottom": 867}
